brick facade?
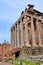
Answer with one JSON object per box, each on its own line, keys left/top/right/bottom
{"left": 0, "top": 40, "right": 10, "bottom": 58}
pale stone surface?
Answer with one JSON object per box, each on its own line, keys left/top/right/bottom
{"left": 24, "top": 15, "right": 30, "bottom": 47}
{"left": 11, "top": 4, "right": 43, "bottom": 48}
{"left": 31, "top": 17, "right": 36, "bottom": 47}
{"left": 11, "top": 28, "right": 15, "bottom": 47}
{"left": 15, "top": 26, "right": 17, "bottom": 47}
{"left": 17, "top": 23, "right": 20, "bottom": 47}
{"left": 36, "top": 19, "right": 42, "bottom": 46}
{"left": 20, "top": 19, "right": 24, "bottom": 47}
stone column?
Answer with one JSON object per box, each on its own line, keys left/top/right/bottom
{"left": 11, "top": 28, "right": 13, "bottom": 48}
{"left": 17, "top": 23, "right": 20, "bottom": 47}
{"left": 15, "top": 26, "right": 17, "bottom": 47}
{"left": 39, "top": 21, "right": 43, "bottom": 45}
{"left": 20, "top": 19, "right": 24, "bottom": 47}
{"left": 31, "top": 17, "right": 36, "bottom": 47}
{"left": 36, "top": 19, "right": 42, "bottom": 46}
{"left": 24, "top": 15, "right": 30, "bottom": 47}
{"left": 11, "top": 28, "right": 15, "bottom": 48}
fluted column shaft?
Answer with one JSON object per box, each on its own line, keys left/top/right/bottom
{"left": 15, "top": 26, "right": 17, "bottom": 47}
{"left": 20, "top": 19, "right": 24, "bottom": 47}
{"left": 39, "top": 21, "right": 43, "bottom": 44}
{"left": 36, "top": 19, "right": 42, "bottom": 46}
{"left": 24, "top": 15, "right": 30, "bottom": 47}
{"left": 17, "top": 23, "right": 20, "bottom": 47}
{"left": 11, "top": 28, "right": 15, "bottom": 48}
{"left": 31, "top": 17, "right": 36, "bottom": 47}
{"left": 11, "top": 29, "right": 13, "bottom": 48}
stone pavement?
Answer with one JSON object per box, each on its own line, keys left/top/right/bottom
{"left": 0, "top": 62, "right": 12, "bottom": 65}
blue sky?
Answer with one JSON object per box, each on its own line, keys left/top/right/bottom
{"left": 0, "top": 0, "right": 43, "bottom": 43}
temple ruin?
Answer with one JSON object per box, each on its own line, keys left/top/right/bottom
{"left": 11, "top": 4, "right": 43, "bottom": 48}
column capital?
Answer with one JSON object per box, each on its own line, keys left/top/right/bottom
{"left": 17, "top": 22, "right": 19, "bottom": 26}
{"left": 20, "top": 18, "right": 23, "bottom": 23}
{"left": 31, "top": 16, "right": 33, "bottom": 19}
{"left": 24, "top": 15, "right": 27, "bottom": 19}
{"left": 15, "top": 25, "right": 17, "bottom": 30}
{"left": 20, "top": 18, "right": 22, "bottom": 21}
{"left": 17, "top": 22, "right": 20, "bottom": 24}
{"left": 11, "top": 27, "right": 15, "bottom": 32}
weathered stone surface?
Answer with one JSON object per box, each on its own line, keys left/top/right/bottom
{"left": 11, "top": 4, "right": 43, "bottom": 48}
{"left": 10, "top": 5, "right": 43, "bottom": 61}
{"left": 19, "top": 46, "right": 43, "bottom": 60}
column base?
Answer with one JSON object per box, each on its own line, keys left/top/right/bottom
{"left": 25, "top": 44, "right": 31, "bottom": 47}
{"left": 39, "top": 44, "right": 43, "bottom": 47}
{"left": 32, "top": 44, "right": 39, "bottom": 47}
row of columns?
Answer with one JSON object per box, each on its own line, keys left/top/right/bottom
{"left": 31, "top": 17, "right": 42, "bottom": 47}
{"left": 11, "top": 15, "right": 43, "bottom": 48}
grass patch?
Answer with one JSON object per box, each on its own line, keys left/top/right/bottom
{"left": 6, "top": 58, "right": 43, "bottom": 65}
{"left": 29, "top": 62, "right": 36, "bottom": 65}
{"left": 40, "top": 61, "right": 43, "bottom": 64}
{"left": 15, "top": 58, "right": 20, "bottom": 62}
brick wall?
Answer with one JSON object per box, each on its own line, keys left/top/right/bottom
{"left": 0, "top": 41, "right": 10, "bottom": 58}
